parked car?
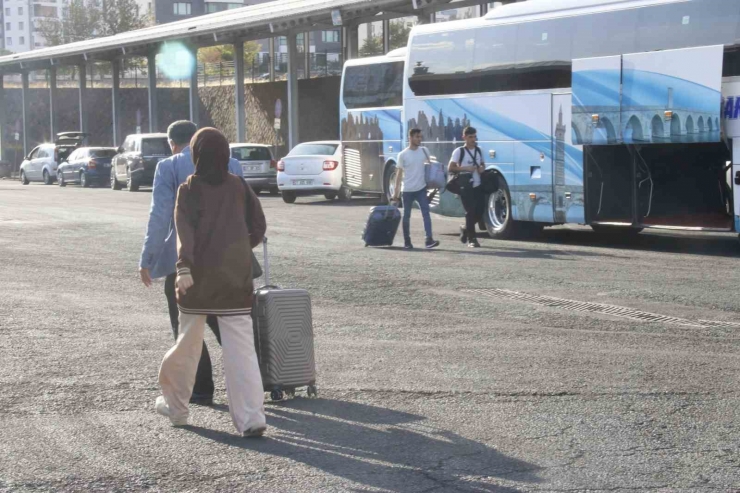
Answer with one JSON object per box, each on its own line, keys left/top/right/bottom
{"left": 277, "top": 141, "right": 348, "bottom": 204}
{"left": 230, "top": 143, "right": 278, "bottom": 195}
{"left": 57, "top": 147, "right": 117, "bottom": 188}
{"left": 110, "top": 133, "right": 170, "bottom": 191}
{"left": 19, "top": 132, "right": 88, "bottom": 185}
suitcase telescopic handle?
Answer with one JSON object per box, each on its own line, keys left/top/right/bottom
{"left": 262, "top": 236, "right": 270, "bottom": 286}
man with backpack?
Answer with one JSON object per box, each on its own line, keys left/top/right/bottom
{"left": 448, "top": 126, "right": 486, "bottom": 248}
{"left": 391, "top": 128, "right": 440, "bottom": 250}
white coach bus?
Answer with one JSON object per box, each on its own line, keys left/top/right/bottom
{"left": 403, "top": 0, "right": 740, "bottom": 239}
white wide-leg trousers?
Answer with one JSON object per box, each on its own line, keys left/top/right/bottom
{"left": 158, "top": 313, "right": 266, "bottom": 433}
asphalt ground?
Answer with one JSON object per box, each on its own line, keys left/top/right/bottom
{"left": 0, "top": 179, "right": 739, "bottom": 492}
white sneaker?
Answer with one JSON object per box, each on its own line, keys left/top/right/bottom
{"left": 155, "top": 396, "right": 188, "bottom": 427}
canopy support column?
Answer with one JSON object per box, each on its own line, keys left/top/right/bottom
{"left": 147, "top": 52, "right": 158, "bottom": 132}
{"left": 234, "top": 41, "right": 246, "bottom": 142}
{"left": 287, "top": 32, "right": 299, "bottom": 149}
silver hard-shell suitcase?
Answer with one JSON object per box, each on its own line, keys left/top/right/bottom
{"left": 252, "top": 238, "right": 317, "bottom": 401}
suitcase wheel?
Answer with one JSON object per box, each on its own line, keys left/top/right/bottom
{"left": 285, "top": 388, "right": 296, "bottom": 398}
{"left": 307, "top": 385, "right": 318, "bottom": 398}
{"left": 270, "top": 389, "right": 284, "bottom": 402}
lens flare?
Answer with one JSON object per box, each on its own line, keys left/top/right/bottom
{"left": 156, "top": 42, "right": 194, "bottom": 80}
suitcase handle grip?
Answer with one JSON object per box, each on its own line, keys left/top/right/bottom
{"left": 255, "top": 284, "right": 281, "bottom": 291}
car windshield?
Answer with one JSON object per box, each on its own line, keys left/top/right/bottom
{"left": 90, "top": 149, "right": 117, "bottom": 158}
{"left": 232, "top": 146, "right": 272, "bottom": 161}
{"left": 141, "top": 139, "right": 170, "bottom": 156}
{"left": 288, "top": 143, "right": 338, "bottom": 156}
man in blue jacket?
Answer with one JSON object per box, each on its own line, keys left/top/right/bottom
{"left": 139, "top": 120, "right": 243, "bottom": 406}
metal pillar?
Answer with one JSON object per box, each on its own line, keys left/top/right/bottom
{"left": 49, "top": 67, "right": 57, "bottom": 140}
{"left": 234, "top": 41, "right": 246, "bottom": 142}
{"left": 21, "top": 72, "right": 29, "bottom": 157}
{"left": 287, "top": 32, "right": 299, "bottom": 149}
{"left": 111, "top": 59, "right": 122, "bottom": 146}
{"left": 189, "top": 46, "right": 199, "bottom": 124}
{"left": 0, "top": 76, "right": 4, "bottom": 161}
{"left": 345, "top": 24, "right": 359, "bottom": 60}
{"left": 78, "top": 64, "right": 88, "bottom": 135}
{"left": 147, "top": 52, "right": 158, "bottom": 132}
{"left": 269, "top": 37, "right": 275, "bottom": 82}
{"left": 303, "top": 32, "right": 310, "bottom": 79}
{"left": 383, "top": 19, "right": 390, "bottom": 53}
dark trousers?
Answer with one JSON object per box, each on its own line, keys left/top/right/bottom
{"left": 460, "top": 185, "right": 485, "bottom": 240}
{"left": 164, "top": 273, "right": 222, "bottom": 398}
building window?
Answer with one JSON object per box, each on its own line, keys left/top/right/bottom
{"left": 6, "top": 37, "right": 11, "bottom": 46}
{"left": 19, "top": 21, "right": 23, "bottom": 30}
{"left": 173, "top": 2, "right": 191, "bottom": 15}
{"left": 18, "top": 7, "right": 23, "bottom": 15}
{"left": 19, "top": 36, "right": 24, "bottom": 44}
{"left": 4, "top": 8, "right": 9, "bottom": 16}
{"left": 321, "top": 30, "right": 339, "bottom": 43}
{"left": 205, "top": 2, "right": 242, "bottom": 13}
{"left": 5, "top": 23, "right": 9, "bottom": 31}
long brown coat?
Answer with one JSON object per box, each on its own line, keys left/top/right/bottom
{"left": 175, "top": 174, "right": 266, "bottom": 316}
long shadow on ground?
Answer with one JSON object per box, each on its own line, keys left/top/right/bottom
{"left": 189, "top": 398, "right": 540, "bottom": 492}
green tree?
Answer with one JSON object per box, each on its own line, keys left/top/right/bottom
{"left": 389, "top": 20, "right": 413, "bottom": 50}
{"left": 359, "top": 34, "right": 383, "bottom": 57}
{"left": 35, "top": 0, "right": 101, "bottom": 46}
{"left": 100, "top": 0, "right": 150, "bottom": 36}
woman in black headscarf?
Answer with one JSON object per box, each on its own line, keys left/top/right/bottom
{"left": 155, "top": 127, "right": 269, "bottom": 437}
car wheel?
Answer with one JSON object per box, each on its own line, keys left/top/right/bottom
{"left": 269, "top": 187, "right": 279, "bottom": 196}
{"left": 324, "top": 191, "right": 337, "bottom": 200}
{"left": 126, "top": 171, "right": 139, "bottom": 192}
{"left": 111, "top": 170, "right": 122, "bottom": 190}
{"left": 80, "top": 172, "right": 89, "bottom": 188}
{"left": 20, "top": 170, "right": 29, "bottom": 185}
{"left": 338, "top": 185, "right": 352, "bottom": 202}
{"left": 58, "top": 172, "right": 66, "bottom": 187}
{"left": 252, "top": 186, "right": 263, "bottom": 195}
{"left": 282, "top": 191, "right": 297, "bottom": 204}
{"left": 43, "top": 170, "right": 52, "bottom": 185}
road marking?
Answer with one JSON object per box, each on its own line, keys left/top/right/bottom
{"left": 464, "top": 288, "right": 737, "bottom": 329}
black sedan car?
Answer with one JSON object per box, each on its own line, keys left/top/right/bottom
{"left": 57, "top": 147, "right": 118, "bottom": 188}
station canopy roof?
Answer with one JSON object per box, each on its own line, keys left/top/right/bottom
{"left": 0, "top": 0, "right": 459, "bottom": 73}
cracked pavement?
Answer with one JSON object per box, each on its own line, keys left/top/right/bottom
{"left": 0, "top": 181, "right": 738, "bottom": 492}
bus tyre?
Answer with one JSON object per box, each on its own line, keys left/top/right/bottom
{"left": 282, "top": 191, "right": 297, "bottom": 204}
{"left": 338, "top": 186, "right": 352, "bottom": 202}
{"left": 383, "top": 163, "right": 398, "bottom": 205}
{"left": 485, "top": 181, "right": 514, "bottom": 239}
{"left": 590, "top": 224, "right": 643, "bottom": 236}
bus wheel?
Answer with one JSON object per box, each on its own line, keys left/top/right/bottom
{"left": 383, "top": 163, "right": 398, "bottom": 205}
{"left": 485, "top": 181, "right": 514, "bottom": 239}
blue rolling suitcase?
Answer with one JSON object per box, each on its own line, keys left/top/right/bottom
{"left": 363, "top": 206, "right": 401, "bottom": 247}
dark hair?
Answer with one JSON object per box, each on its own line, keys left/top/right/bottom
{"left": 167, "top": 120, "right": 198, "bottom": 146}
{"left": 463, "top": 126, "right": 477, "bottom": 137}
{"left": 409, "top": 128, "right": 422, "bottom": 138}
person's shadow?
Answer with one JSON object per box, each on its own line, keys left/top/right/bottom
{"left": 189, "top": 398, "right": 541, "bottom": 492}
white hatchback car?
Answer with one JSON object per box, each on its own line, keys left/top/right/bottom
{"left": 277, "top": 141, "right": 348, "bottom": 204}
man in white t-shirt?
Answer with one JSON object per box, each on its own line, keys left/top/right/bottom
{"left": 391, "top": 128, "right": 440, "bottom": 250}
{"left": 449, "top": 126, "right": 486, "bottom": 248}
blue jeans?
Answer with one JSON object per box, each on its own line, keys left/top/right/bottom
{"left": 402, "top": 189, "right": 433, "bottom": 242}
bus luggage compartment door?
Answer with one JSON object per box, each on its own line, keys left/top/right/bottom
{"left": 573, "top": 45, "right": 724, "bottom": 146}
